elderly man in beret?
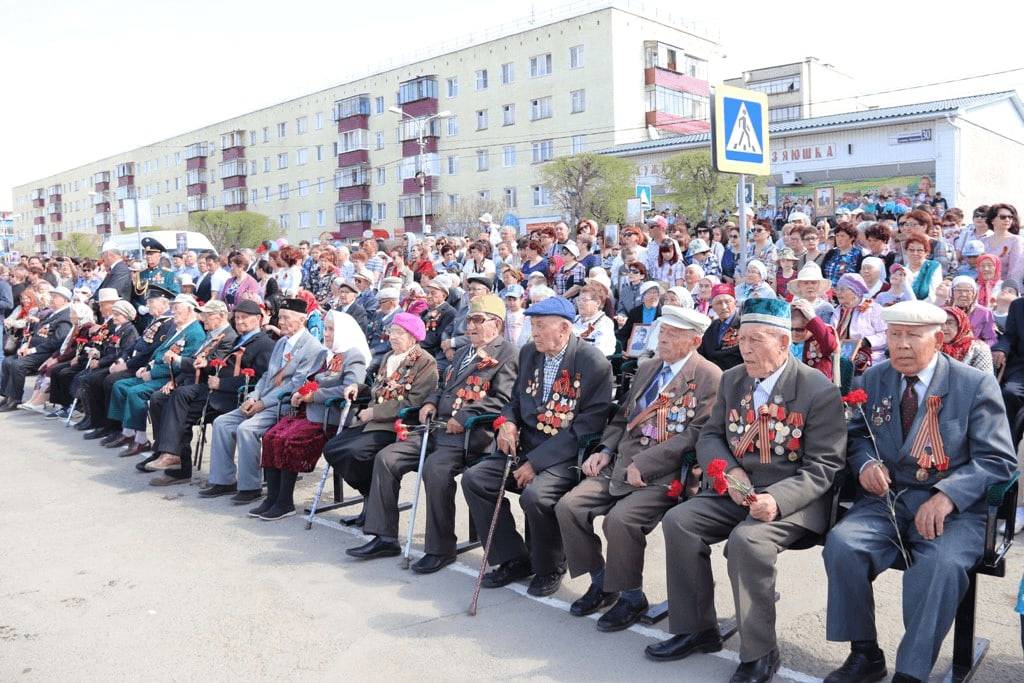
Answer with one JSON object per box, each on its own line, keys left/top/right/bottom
{"left": 556, "top": 306, "right": 722, "bottom": 631}
{"left": 646, "top": 297, "right": 846, "bottom": 683}
{"left": 699, "top": 283, "right": 742, "bottom": 371}
{"left": 823, "top": 300, "right": 1016, "bottom": 683}
{"left": 199, "top": 298, "right": 326, "bottom": 505}
{"left": 334, "top": 278, "right": 369, "bottom": 333}
{"left": 349, "top": 294, "right": 518, "bottom": 566}
{"left": 462, "top": 296, "right": 613, "bottom": 597}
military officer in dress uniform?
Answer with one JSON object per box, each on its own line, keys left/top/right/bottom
{"left": 556, "top": 306, "right": 722, "bottom": 632}
{"left": 646, "top": 298, "right": 847, "bottom": 683}
{"left": 348, "top": 294, "right": 518, "bottom": 569}
{"left": 462, "top": 296, "right": 613, "bottom": 597}
{"left": 133, "top": 237, "right": 180, "bottom": 306}
{"left": 822, "top": 301, "right": 1016, "bottom": 683}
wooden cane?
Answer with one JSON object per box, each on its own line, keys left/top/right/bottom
{"left": 468, "top": 446, "right": 516, "bottom": 616}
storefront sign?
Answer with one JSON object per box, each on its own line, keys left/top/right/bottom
{"left": 771, "top": 143, "right": 837, "bottom": 164}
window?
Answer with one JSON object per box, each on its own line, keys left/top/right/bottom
{"left": 769, "top": 105, "right": 802, "bottom": 122}
{"left": 376, "top": 167, "right": 386, "bottom": 185}
{"left": 339, "top": 129, "right": 370, "bottom": 152}
{"left": 249, "top": 189, "right": 258, "bottom": 205}
{"left": 448, "top": 194, "right": 459, "bottom": 210}
{"left": 446, "top": 155, "right": 458, "bottom": 175}
{"left": 501, "top": 62, "right": 514, "bottom": 85}
{"left": 375, "top": 96, "right": 384, "bottom": 114}
{"left": 315, "top": 145, "right": 324, "bottom": 162}
{"left": 476, "top": 109, "right": 488, "bottom": 130}
{"left": 277, "top": 122, "right": 287, "bottom": 138}
{"left": 478, "top": 190, "right": 491, "bottom": 201}
{"left": 530, "top": 96, "right": 552, "bottom": 121}
{"left": 277, "top": 153, "right": 288, "bottom": 169}
{"left": 314, "top": 112, "right": 324, "bottom": 130}
{"left": 398, "top": 77, "right": 437, "bottom": 104}
{"left": 569, "top": 45, "right": 584, "bottom": 69}
{"left": 476, "top": 149, "right": 489, "bottom": 171}
{"left": 262, "top": 127, "right": 270, "bottom": 143}
{"left": 532, "top": 185, "right": 551, "bottom": 207}
{"left": 375, "top": 131, "right": 385, "bottom": 150}
{"left": 529, "top": 53, "right": 552, "bottom": 77}
{"left": 503, "top": 145, "right": 516, "bottom": 167}
{"left": 298, "top": 211, "right": 311, "bottom": 229}
{"left": 571, "top": 134, "right": 586, "bottom": 155}
{"left": 175, "top": 151, "right": 182, "bottom": 165}
{"left": 375, "top": 203, "right": 387, "bottom": 222}
{"left": 502, "top": 104, "right": 515, "bottom": 126}
{"left": 504, "top": 187, "right": 517, "bottom": 208}
{"left": 746, "top": 75, "right": 801, "bottom": 95}
{"left": 278, "top": 183, "right": 289, "bottom": 200}
{"left": 249, "top": 160, "right": 257, "bottom": 176}
{"left": 447, "top": 116, "right": 459, "bottom": 136}
{"left": 317, "top": 177, "right": 325, "bottom": 194}
{"left": 317, "top": 209, "right": 326, "bottom": 227}
{"left": 264, "top": 187, "right": 271, "bottom": 200}
{"left": 297, "top": 179, "right": 309, "bottom": 197}
{"left": 446, "top": 77, "right": 458, "bottom": 98}
{"left": 475, "top": 69, "right": 488, "bottom": 90}
{"left": 296, "top": 148, "right": 308, "bottom": 165}
{"left": 279, "top": 213, "right": 290, "bottom": 229}
{"left": 175, "top": 176, "right": 181, "bottom": 190}
{"left": 263, "top": 157, "right": 271, "bottom": 173}
{"left": 570, "top": 89, "right": 586, "bottom": 114}
{"left": 296, "top": 116, "right": 308, "bottom": 135}
{"left": 532, "top": 140, "right": 554, "bottom": 163}
{"left": 645, "top": 86, "right": 709, "bottom": 121}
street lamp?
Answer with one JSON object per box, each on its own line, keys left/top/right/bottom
{"left": 388, "top": 106, "right": 452, "bottom": 233}
{"left": 89, "top": 188, "right": 143, "bottom": 256}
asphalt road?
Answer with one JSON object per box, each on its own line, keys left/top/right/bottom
{"left": 1, "top": 410, "right": 1022, "bottom": 681}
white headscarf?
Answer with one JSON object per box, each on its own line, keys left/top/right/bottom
{"left": 325, "top": 309, "right": 370, "bottom": 365}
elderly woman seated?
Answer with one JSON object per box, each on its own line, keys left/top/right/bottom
{"left": 321, "top": 312, "right": 438, "bottom": 527}
{"left": 832, "top": 273, "right": 887, "bottom": 372}
{"left": 950, "top": 275, "right": 997, "bottom": 347}
{"left": 941, "top": 306, "right": 993, "bottom": 373}
{"left": 252, "top": 310, "right": 371, "bottom": 521}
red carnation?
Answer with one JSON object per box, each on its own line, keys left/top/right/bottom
{"left": 297, "top": 379, "right": 318, "bottom": 396}
{"left": 394, "top": 420, "right": 410, "bottom": 441}
{"left": 75, "top": 337, "right": 88, "bottom": 345}
{"left": 110, "top": 335, "right": 120, "bottom": 344}
{"left": 706, "top": 458, "right": 728, "bottom": 479}
{"left": 493, "top": 415, "right": 508, "bottom": 429}
{"left": 241, "top": 367, "right": 256, "bottom": 378}
{"left": 666, "top": 479, "right": 684, "bottom": 499}
{"left": 712, "top": 475, "right": 729, "bottom": 495}
{"left": 842, "top": 388, "right": 868, "bottom": 406}
{"left": 209, "top": 358, "right": 227, "bottom": 369}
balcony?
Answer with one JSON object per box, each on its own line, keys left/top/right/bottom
{"left": 334, "top": 163, "right": 370, "bottom": 189}
{"left": 221, "top": 188, "right": 246, "bottom": 212}
{"left": 30, "top": 188, "right": 45, "bottom": 201}
{"left": 220, "top": 131, "right": 245, "bottom": 150}
{"left": 46, "top": 203, "right": 62, "bottom": 215}
{"left": 398, "top": 76, "right": 438, "bottom": 106}
{"left": 218, "top": 159, "right": 247, "bottom": 179}
{"left": 645, "top": 85, "right": 710, "bottom": 134}
{"left": 187, "top": 195, "right": 210, "bottom": 213}
{"left": 33, "top": 216, "right": 46, "bottom": 225}
{"left": 335, "top": 200, "right": 373, "bottom": 224}
{"left": 185, "top": 142, "right": 209, "bottom": 159}
{"left": 186, "top": 168, "right": 208, "bottom": 186}
{"left": 91, "top": 171, "right": 111, "bottom": 185}
{"left": 116, "top": 162, "right": 135, "bottom": 178}
{"left": 93, "top": 212, "right": 112, "bottom": 227}
{"left": 91, "top": 192, "right": 110, "bottom": 206}
{"left": 47, "top": 185, "right": 62, "bottom": 198}
{"left": 399, "top": 116, "right": 443, "bottom": 142}
{"left": 334, "top": 95, "right": 371, "bottom": 120}
{"left": 115, "top": 186, "right": 136, "bottom": 201}
{"left": 399, "top": 191, "right": 443, "bottom": 218}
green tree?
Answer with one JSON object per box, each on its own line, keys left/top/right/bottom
{"left": 538, "top": 153, "right": 635, "bottom": 225}
{"left": 187, "top": 211, "right": 281, "bottom": 252}
{"left": 54, "top": 233, "right": 101, "bottom": 259}
{"left": 663, "top": 149, "right": 765, "bottom": 223}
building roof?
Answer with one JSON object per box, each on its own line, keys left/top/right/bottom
{"left": 603, "top": 91, "right": 1022, "bottom": 156}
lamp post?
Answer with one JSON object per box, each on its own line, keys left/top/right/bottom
{"left": 88, "top": 188, "right": 143, "bottom": 256}
{"left": 388, "top": 106, "right": 451, "bottom": 233}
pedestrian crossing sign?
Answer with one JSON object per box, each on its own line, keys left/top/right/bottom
{"left": 711, "top": 85, "right": 770, "bottom": 175}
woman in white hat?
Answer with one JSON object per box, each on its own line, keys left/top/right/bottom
{"left": 735, "top": 259, "right": 775, "bottom": 304}
{"left": 787, "top": 262, "right": 835, "bottom": 323}
{"left": 617, "top": 280, "right": 663, "bottom": 351}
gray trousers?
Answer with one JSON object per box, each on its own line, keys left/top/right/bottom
{"left": 823, "top": 491, "right": 985, "bottom": 681}
{"left": 555, "top": 474, "right": 676, "bottom": 593}
{"left": 662, "top": 495, "right": 807, "bottom": 662}
{"left": 208, "top": 406, "right": 287, "bottom": 491}
{"left": 362, "top": 433, "right": 469, "bottom": 555}
{"left": 462, "top": 455, "right": 575, "bottom": 576}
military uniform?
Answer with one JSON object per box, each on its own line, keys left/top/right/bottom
{"left": 132, "top": 237, "right": 180, "bottom": 307}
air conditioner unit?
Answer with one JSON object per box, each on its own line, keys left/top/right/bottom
{"left": 782, "top": 171, "right": 802, "bottom": 185}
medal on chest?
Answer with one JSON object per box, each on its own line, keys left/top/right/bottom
{"left": 453, "top": 375, "right": 491, "bottom": 416}
{"left": 871, "top": 396, "right": 893, "bottom": 427}
{"left": 377, "top": 350, "right": 420, "bottom": 403}
{"left": 536, "top": 369, "right": 581, "bottom": 436}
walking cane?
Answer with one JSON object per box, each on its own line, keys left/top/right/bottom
{"left": 400, "top": 410, "right": 435, "bottom": 569}
{"left": 64, "top": 397, "right": 78, "bottom": 427}
{"left": 306, "top": 402, "right": 352, "bottom": 530}
{"left": 468, "top": 444, "right": 517, "bottom": 616}
{"left": 194, "top": 391, "right": 214, "bottom": 473}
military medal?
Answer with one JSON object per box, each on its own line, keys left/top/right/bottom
{"left": 915, "top": 468, "right": 930, "bottom": 482}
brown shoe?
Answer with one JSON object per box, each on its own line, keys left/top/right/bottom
{"left": 150, "top": 474, "right": 190, "bottom": 486}
{"left": 149, "top": 453, "right": 181, "bottom": 470}
{"left": 118, "top": 441, "right": 152, "bottom": 458}
{"left": 105, "top": 435, "right": 133, "bottom": 449}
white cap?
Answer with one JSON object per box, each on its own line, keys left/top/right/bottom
{"left": 659, "top": 305, "right": 711, "bottom": 334}
{"left": 585, "top": 269, "right": 611, "bottom": 292}
{"left": 640, "top": 281, "right": 664, "bottom": 297}
{"left": 478, "top": 212, "right": 493, "bottom": 223}
{"left": 97, "top": 288, "right": 120, "bottom": 302}
{"left": 881, "top": 300, "right": 947, "bottom": 326}
{"left": 171, "top": 293, "right": 200, "bottom": 310}
{"left": 788, "top": 211, "right": 810, "bottom": 223}
{"left": 378, "top": 287, "right": 401, "bottom": 301}
{"left": 178, "top": 274, "right": 195, "bottom": 287}
{"left": 689, "top": 238, "right": 711, "bottom": 254}
{"left": 51, "top": 286, "right": 73, "bottom": 302}
{"left": 561, "top": 241, "right": 580, "bottom": 258}
{"left": 354, "top": 269, "right": 375, "bottom": 284}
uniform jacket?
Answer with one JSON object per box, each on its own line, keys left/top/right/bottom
{"left": 207, "top": 331, "right": 277, "bottom": 414}
{"left": 250, "top": 328, "right": 327, "bottom": 411}
{"left": 601, "top": 354, "right": 722, "bottom": 495}
{"left": 429, "top": 336, "right": 518, "bottom": 454}
{"left": 501, "top": 335, "right": 613, "bottom": 472}
{"left": 27, "top": 305, "right": 72, "bottom": 356}
{"left": 364, "top": 347, "right": 438, "bottom": 433}
{"left": 148, "top": 320, "right": 206, "bottom": 381}
{"left": 175, "top": 324, "right": 238, "bottom": 386}
{"left": 699, "top": 314, "right": 742, "bottom": 371}
{"left": 126, "top": 316, "right": 175, "bottom": 373}
{"left": 696, "top": 356, "right": 847, "bottom": 534}
{"left": 305, "top": 351, "right": 369, "bottom": 425}
{"left": 848, "top": 355, "right": 1016, "bottom": 514}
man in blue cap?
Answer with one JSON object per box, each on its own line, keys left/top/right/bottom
{"left": 462, "top": 296, "right": 613, "bottom": 597}
{"left": 646, "top": 297, "right": 847, "bottom": 683}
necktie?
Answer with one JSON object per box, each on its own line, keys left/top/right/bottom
{"left": 900, "top": 375, "right": 919, "bottom": 439}
{"left": 457, "top": 350, "right": 476, "bottom": 377}
{"left": 640, "top": 365, "right": 672, "bottom": 411}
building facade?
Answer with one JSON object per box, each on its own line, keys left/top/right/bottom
{"left": 724, "top": 56, "right": 865, "bottom": 124}
{"left": 11, "top": 3, "right": 719, "bottom": 254}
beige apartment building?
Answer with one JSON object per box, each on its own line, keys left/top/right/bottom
{"left": 724, "top": 56, "right": 865, "bottom": 124}
{"left": 11, "top": 2, "right": 719, "bottom": 254}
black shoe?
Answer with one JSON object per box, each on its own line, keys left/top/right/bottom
{"left": 730, "top": 649, "right": 780, "bottom": 683}
{"left": 84, "top": 428, "right": 113, "bottom": 440}
{"left": 259, "top": 504, "right": 296, "bottom": 521}
{"left": 45, "top": 407, "right": 69, "bottom": 419}
{"left": 0, "top": 401, "right": 19, "bottom": 413}
{"left": 645, "top": 628, "right": 724, "bottom": 662}
{"left": 230, "top": 489, "right": 262, "bottom": 504}
{"left": 339, "top": 510, "right": 366, "bottom": 527}
{"left": 198, "top": 483, "right": 237, "bottom": 498}
{"left": 527, "top": 571, "right": 564, "bottom": 597}
{"left": 597, "top": 595, "right": 649, "bottom": 632}
{"left": 134, "top": 453, "right": 160, "bottom": 473}
{"left": 346, "top": 537, "right": 401, "bottom": 559}
{"left": 411, "top": 553, "right": 456, "bottom": 574}
{"left": 890, "top": 675, "right": 921, "bottom": 683}
{"left": 73, "top": 419, "right": 93, "bottom": 431}
{"left": 824, "top": 649, "right": 887, "bottom": 683}
{"left": 570, "top": 583, "right": 618, "bottom": 617}
{"left": 248, "top": 497, "right": 276, "bottom": 518}
{"left": 102, "top": 434, "right": 129, "bottom": 448}
{"left": 481, "top": 557, "right": 533, "bottom": 588}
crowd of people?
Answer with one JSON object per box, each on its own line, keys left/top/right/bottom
{"left": 1, "top": 202, "right": 1022, "bottom": 683}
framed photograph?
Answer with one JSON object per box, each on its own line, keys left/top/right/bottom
{"left": 815, "top": 186, "right": 835, "bottom": 216}
{"left": 839, "top": 338, "right": 862, "bottom": 360}
{"left": 625, "top": 324, "right": 652, "bottom": 357}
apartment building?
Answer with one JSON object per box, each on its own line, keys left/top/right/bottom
{"left": 724, "top": 56, "right": 865, "bottom": 124}
{"left": 11, "top": 2, "right": 719, "bottom": 254}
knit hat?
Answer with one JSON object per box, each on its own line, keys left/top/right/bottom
{"left": 391, "top": 311, "right": 426, "bottom": 342}
{"left": 740, "top": 298, "right": 791, "bottom": 332}
{"left": 835, "top": 273, "right": 869, "bottom": 299}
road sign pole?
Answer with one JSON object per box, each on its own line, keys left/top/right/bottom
{"left": 737, "top": 173, "right": 748, "bottom": 276}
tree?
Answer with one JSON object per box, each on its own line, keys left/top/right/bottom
{"left": 54, "top": 233, "right": 101, "bottom": 259}
{"left": 431, "top": 197, "right": 505, "bottom": 238}
{"left": 663, "top": 149, "right": 765, "bottom": 223}
{"left": 187, "top": 211, "right": 281, "bottom": 253}
{"left": 537, "top": 153, "right": 635, "bottom": 226}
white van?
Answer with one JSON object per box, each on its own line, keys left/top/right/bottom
{"left": 101, "top": 230, "right": 216, "bottom": 259}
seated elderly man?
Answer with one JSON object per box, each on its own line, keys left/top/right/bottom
{"left": 556, "top": 306, "right": 722, "bottom": 632}
{"left": 823, "top": 300, "right": 1016, "bottom": 683}
{"left": 198, "top": 298, "right": 326, "bottom": 505}
{"left": 0, "top": 285, "right": 73, "bottom": 410}
{"left": 698, "top": 283, "right": 742, "bottom": 371}
{"left": 348, "top": 294, "right": 517, "bottom": 567}
{"left": 462, "top": 296, "right": 613, "bottom": 597}
{"left": 646, "top": 298, "right": 846, "bottom": 683}
{"left": 105, "top": 294, "right": 206, "bottom": 457}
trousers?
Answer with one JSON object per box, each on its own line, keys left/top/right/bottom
{"left": 208, "top": 406, "right": 286, "bottom": 491}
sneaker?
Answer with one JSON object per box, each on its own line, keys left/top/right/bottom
{"left": 22, "top": 403, "right": 47, "bottom": 414}
{"left": 259, "top": 505, "right": 296, "bottom": 521}
{"left": 46, "top": 408, "right": 69, "bottom": 419}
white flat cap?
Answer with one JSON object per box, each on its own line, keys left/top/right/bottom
{"left": 378, "top": 287, "right": 401, "bottom": 301}
{"left": 97, "top": 288, "right": 120, "bottom": 302}
{"left": 659, "top": 305, "right": 711, "bottom": 334}
{"left": 881, "top": 300, "right": 946, "bottom": 326}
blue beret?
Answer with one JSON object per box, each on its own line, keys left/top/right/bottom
{"left": 524, "top": 296, "right": 575, "bottom": 321}
{"left": 740, "top": 297, "right": 791, "bottom": 331}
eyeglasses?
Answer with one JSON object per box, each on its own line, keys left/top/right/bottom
{"left": 997, "top": 214, "right": 1015, "bottom": 220}
{"left": 729, "top": 234, "right": 740, "bottom": 240}
{"left": 467, "top": 315, "right": 490, "bottom": 325}
{"left": 791, "top": 326, "right": 806, "bottom": 334}
{"left": 627, "top": 268, "right": 642, "bottom": 274}
{"left": 802, "top": 236, "right": 817, "bottom": 242}
{"left": 752, "top": 228, "right": 765, "bottom": 233}
{"left": 905, "top": 247, "right": 927, "bottom": 254}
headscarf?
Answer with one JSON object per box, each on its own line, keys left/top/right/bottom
{"left": 324, "top": 309, "right": 370, "bottom": 365}
{"left": 976, "top": 254, "right": 1001, "bottom": 308}
{"left": 941, "top": 306, "right": 974, "bottom": 362}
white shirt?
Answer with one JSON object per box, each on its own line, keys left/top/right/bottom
{"left": 277, "top": 265, "right": 303, "bottom": 296}
{"left": 209, "top": 268, "right": 230, "bottom": 298}
{"left": 283, "top": 326, "right": 305, "bottom": 357}
{"left": 752, "top": 361, "right": 788, "bottom": 410}
{"left": 572, "top": 312, "right": 616, "bottom": 356}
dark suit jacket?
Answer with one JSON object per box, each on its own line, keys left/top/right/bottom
{"left": 194, "top": 272, "right": 213, "bottom": 303}
{"left": 98, "top": 262, "right": 133, "bottom": 303}
{"left": 206, "top": 331, "right": 277, "bottom": 413}
{"left": 501, "top": 335, "right": 613, "bottom": 472}
{"left": 616, "top": 303, "right": 661, "bottom": 346}
{"left": 338, "top": 302, "right": 369, "bottom": 333}
{"left": 421, "top": 302, "right": 456, "bottom": 357}
{"left": 126, "top": 317, "right": 176, "bottom": 373}
{"left": 699, "top": 314, "right": 743, "bottom": 371}
{"left": 96, "top": 321, "right": 140, "bottom": 369}
{"left": 994, "top": 296, "right": 1024, "bottom": 379}
{"left": 29, "top": 306, "right": 72, "bottom": 356}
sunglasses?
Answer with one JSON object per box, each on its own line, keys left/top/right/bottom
{"left": 997, "top": 214, "right": 1015, "bottom": 220}
{"left": 752, "top": 228, "right": 765, "bottom": 233}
